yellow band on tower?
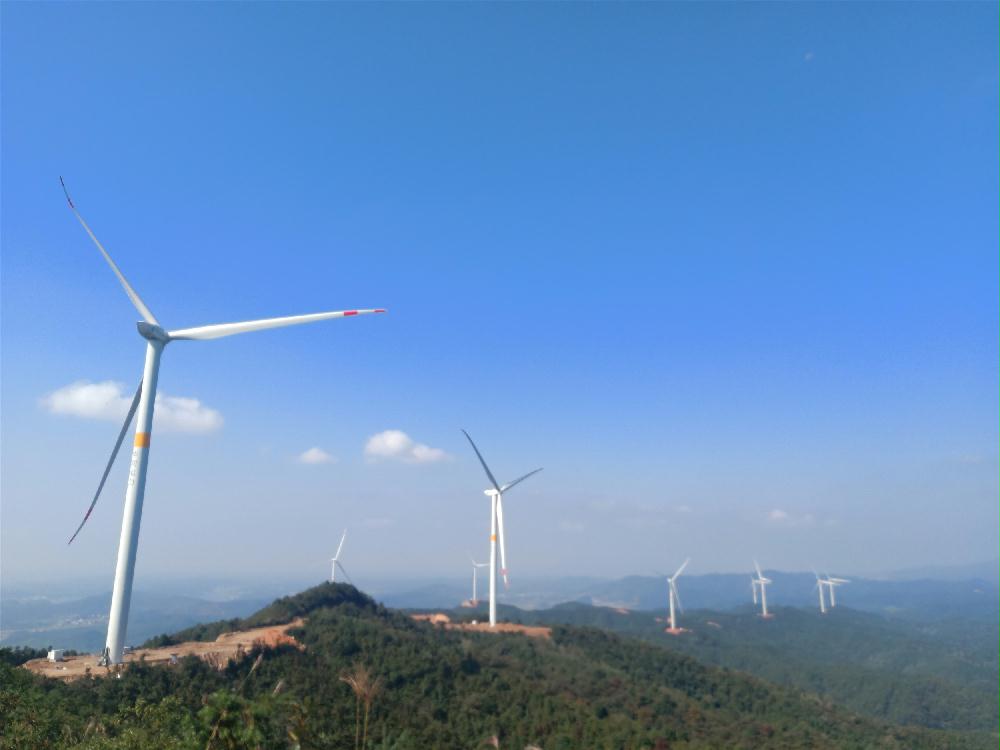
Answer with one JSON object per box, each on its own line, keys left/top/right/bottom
{"left": 490, "top": 534, "right": 497, "bottom": 541}
{"left": 134, "top": 433, "right": 150, "bottom": 448}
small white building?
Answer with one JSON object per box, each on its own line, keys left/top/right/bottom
{"left": 47, "top": 649, "right": 65, "bottom": 662}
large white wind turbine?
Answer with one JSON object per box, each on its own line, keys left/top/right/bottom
{"left": 330, "top": 530, "right": 351, "bottom": 584}
{"left": 61, "top": 181, "right": 385, "bottom": 665}
{"left": 461, "top": 430, "right": 542, "bottom": 628}
{"left": 469, "top": 556, "right": 488, "bottom": 605}
{"left": 666, "top": 558, "right": 690, "bottom": 633}
{"left": 752, "top": 560, "right": 773, "bottom": 618}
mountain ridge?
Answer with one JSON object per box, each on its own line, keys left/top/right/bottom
{"left": 4, "top": 581, "right": 994, "bottom": 749}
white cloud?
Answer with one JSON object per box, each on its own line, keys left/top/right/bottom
{"left": 767, "top": 508, "right": 816, "bottom": 527}
{"left": 297, "top": 447, "right": 335, "bottom": 465}
{"left": 364, "top": 430, "right": 449, "bottom": 464}
{"left": 558, "top": 519, "right": 585, "bottom": 533}
{"left": 41, "top": 380, "right": 222, "bottom": 434}
{"left": 674, "top": 504, "right": 693, "bottom": 514}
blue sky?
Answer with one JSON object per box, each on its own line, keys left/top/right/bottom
{"left": 2, "top": 3, "right": 997, "bottom": 588}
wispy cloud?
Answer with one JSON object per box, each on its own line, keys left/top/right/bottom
{"left": 297, "top": 447, "right": 335, "bottom": 465}
{"left": 766, "top": 508, "right": 816, "bottom": 527}
{"left": 364, "top": 430, "right": 450, "bottom": 464}
{"left": 558, "top": 519, "right": 585, "bottom": 533}
{"left": 41, "top": 380, "right": 222, "bottom": 434}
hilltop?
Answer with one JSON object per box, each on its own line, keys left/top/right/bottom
{"left": 3, "top": 582, "right": 996, "bottom": 749}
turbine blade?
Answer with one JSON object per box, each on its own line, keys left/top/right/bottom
{"left": 334, "top": 529, "right": 347, "bottom": 560}
{"left": 754, "top": 559, "right": 764, "bottom": 579}
{"left": 671, "top": 580, "right": 684, "bottom": 613}
{"left": 168, "top": 308, "right": 385, "bottom": 341}
{"left": 499, "top": 468, "right": 543, "bottom": 494}
{"left": 673, "top": 557, "right": 690, "bottom": 579}
{"left": 68, "top": 380, "right": 143, "bottom": 544}
{"left": 336, "top": 561, "right": 353, "bottom": 585}
{"left": 496, "top": 495, "right": 509, "bottom": 588}
{"left": 461, "top": 430, "right": 501, "bottom": 493}
{"left": 60, "top": 178, "right": 158, "bottom": 325}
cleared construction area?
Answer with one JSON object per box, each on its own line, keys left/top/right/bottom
{"left": 22, "top": 618, "right": 305, "bottom": 681}
{"left": 411, "top": 613, "right": 551, "bottom": 639}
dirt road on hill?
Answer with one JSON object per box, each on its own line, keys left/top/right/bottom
{"left": 23, "top": 618, "right": 305, "bottom": 681}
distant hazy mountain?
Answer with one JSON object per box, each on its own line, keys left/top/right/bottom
{"left": 378, "top": 570, "right": 999, "bottom": 623}
{"left": 4, "top": 566, "right": 995, "bottom": 651}
{"left": 0, "top": 591, "right": 270, "bottom": 652}
{"left": 885, "top": 560, "right": 999, "bottom": 583}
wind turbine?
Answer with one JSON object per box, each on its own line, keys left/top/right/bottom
{"left": 60, "top": 181, "right": 385, "bottom": 665}
{"left": 813, "top": 571, "right": 828, "bottom": 614}
{"left": 469, "top": 556, "right": 488, "bottom": 605}
{"left": 461, "top": 430, "right": 542, "bottom": 628}
{"left": 665, "top": 558, "right": 690, "bottom": 633}
{"left": 752, "top": 560, "right": 773, "bottom": 618}
{"left": 824, "top": 575, "right": 850, "bottom": 607}
{"left": 330, "top": 530, "right": 351, "bottom": 584}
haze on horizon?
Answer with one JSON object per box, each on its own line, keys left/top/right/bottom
{"left": 2, "top": 3, "right": 997, "bottom": 592}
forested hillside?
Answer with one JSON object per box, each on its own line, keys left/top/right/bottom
{"left": 2, "top": 583, "right": 995, "bottom": 750}
{"left": 440, "top": 600, "right": 999, "bottom": 732}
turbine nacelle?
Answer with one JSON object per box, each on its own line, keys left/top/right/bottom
{"left": 136, "top": 322, "right": 170, "bottom": 342}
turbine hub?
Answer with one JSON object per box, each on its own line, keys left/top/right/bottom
{"left": 137, "top": 321, "right": 169, "bottom": 342}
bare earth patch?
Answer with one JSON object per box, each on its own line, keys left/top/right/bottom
{"left": 22, "top": 618, "right": 305, "bottom": 681}
{"left": 411, "top": 613, "right": 551, "bottom": 639}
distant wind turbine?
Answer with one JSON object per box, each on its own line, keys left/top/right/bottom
{"left": 461, "top": 430, "right": 542, "bottom": 628}
{"left": 60, "top": 180, "right": 385, "bottom": 665}
{"left": 666, "top": 558, "right": 690, "bottom": 633}
{"left": 330, "top": 530, "right": 351, "bottom": 584}
{"left": 752, "top": 560, "right": 773, "bottom": 618}
{"left": 469, "top": 556, "right": 489, "bottom": 605}
{"left": 824, "top": 575, "right": 850, "bottom": 607}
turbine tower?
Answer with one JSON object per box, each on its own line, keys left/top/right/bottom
{"left": 813, "top": 571, "right": 828, "bottom": 614}
{"left": 461, "top": 430, "right": 542, "bottom": 628}
{"left": 824, "top": 575, "right": 850, "bottom": 607}
{"left": 61, "top": 181, "right": 385, "bottom": 664}
{"left": 469, "top": 556, "right": 488, "bottom": 605}
{"left": 752, "top": 560, "right": 772, "bottom": 618}
{"left": 666, "top": 558, "right": 690, "bottom": 633}
{"left": 330, "top": 530, "right": 350, "bottom": 583}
